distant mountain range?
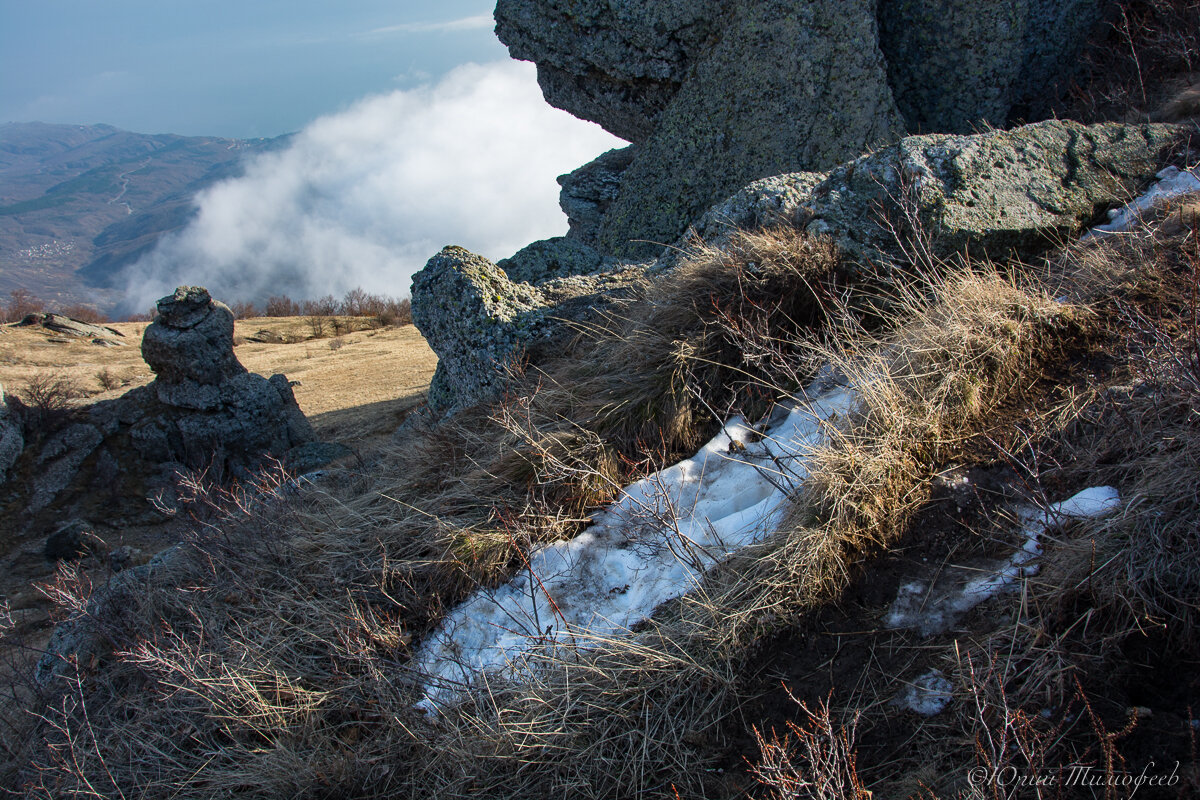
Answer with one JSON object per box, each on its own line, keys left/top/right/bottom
{"left": 0, "top": 122, "right": 287, "bottom": 314}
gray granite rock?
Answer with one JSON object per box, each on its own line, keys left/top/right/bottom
{"left": 877, "top": 0, "right": 1107, "bottom": 133}
{"left": 494, "top": 0, "right": 723, "bottom": 143}
{"left": 497, "top": 0, "right": 1117, "bottom": 257}
{"left": 497, "top": 236, "right": 607, "bottom": 284}
{"left": 141, "top": 286, "right": 246, "bottom": 411}
{"left": 557, "top": 146, "right": 636, "bottom": 246}
{"left": 791, "top": 120, "right": 1183, "bottom": 274}
{"left": 411, "top": 246, "right": 647, "bottom": 412}
{"left": 596, "top": 0, "right": 904, "bottom": 258}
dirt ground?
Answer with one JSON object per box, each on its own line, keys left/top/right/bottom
{"left": 0, "top": 316, "right": 437, "bottom": 670}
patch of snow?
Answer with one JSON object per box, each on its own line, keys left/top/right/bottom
{"left": 1087, "top": 165, "right": 1200, "bottom": 236}
{"left": 897, "top": 669, "right": 954, "bottom": 716}
{"left": 413, "top": 377, "right": 856, "bottom": 710}
{"left": 885, "top": 486, "right": 1121, "bottom": 635}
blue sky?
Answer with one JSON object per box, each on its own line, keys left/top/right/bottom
{"left": 0, "top": 1, "right": 507, "bottom": 137}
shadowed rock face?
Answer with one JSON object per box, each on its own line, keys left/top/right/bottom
{"left": 495, "top": 0, "right": 1110, "bottom": 255}
{"left": 494, "top": 0, "right": 724, "bottom": 143}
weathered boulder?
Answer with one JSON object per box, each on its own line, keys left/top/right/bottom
{"left": 15, "top": 312, "right": 124, "bottom": 342}
{"left": 496, "top": 0, "right": 1115, "bottom": 255}
{"left": 416, "top": 121, "right": 1180, "bottom": 414}
{"left": 686, "top": 172, "right": 829, "bottom": 245}
{"left": 0, "top": 385, "right": 23, "bottom": 483}
{"left": 141, "top": 286, "right": 246, "bottom": 410}
{"left": 595, "top": 0, "right": 904, "bottom": 257}
{"left": 412, "top": 246, "right": 646, "bottom": 412}
{"left": 3, "top": 287, "right": 336, "bottom": 523}
{"left": 497, "top": 236, "right": 607, "bottom": 284}
{"left": 791, "top": 120, "right": 1182, "bottom": 273}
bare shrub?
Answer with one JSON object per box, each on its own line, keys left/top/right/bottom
{"left": 329, "top": 337, "right": 345, "bottom": 351}
{"left": 306, "top": 314, "right": 327, "bottom": 338}
{"left": 2, "top": 289, "right": 45, "bottom": 323}
{"left": 749, "top": 694, "right": 869, "bottom": 800}
{"left": 379, "top": 296, "right": 413, "bottom": 327}
{"left": 301, "top": 294, "right": 339, "bottom": 317}
{"left": 57, "top": 304, "right": 110, "bottom": 324}
{"left": 19, "top": 371, "right": 88, "bottom": 434}
{"left": 229, "top": 300, "right": 258, "bottom": 320}
{"left": 95, "top": 367, "right": 121, "bottom": 391}
{"left": 264, "top": 295, "right": 301, "bottom": 317}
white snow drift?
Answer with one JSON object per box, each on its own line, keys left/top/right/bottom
{"left": 414, "top": 377, "right": 856, "bottom": 709}
{"left": 885, "top": 486, "right": 1122, "bottom": 637}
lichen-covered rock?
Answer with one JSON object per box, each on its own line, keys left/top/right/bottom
{"left": 557, "top": 146, "right": 636, "bottom": 246}
{"left": 687, "top": 172, "right": 829, "bottom": 244}
{"left": 877, "top": 0, "right": 1107, "bottom": 133}
{"left": 794, "top": 120, "right": 1183, "bottom": 273}
{"left": 412, "top": 247, "right": 547, "bottom": 411}
{"left": 141, "top": 286, "right": 246, "bottom": 410}
{"left": 497, "top": 236, "right": 607, "bottom": 284}
{"left": 494, "top": 0, "right": 723, "bottom": 143}
{"left": 596, "top": 0, "right": 904, "bottom": 257}
{"left": 412, "top": 246, "right": 646, "bottom": 412}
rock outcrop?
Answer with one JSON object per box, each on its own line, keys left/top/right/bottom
{"left": 414, "top": 120, "right": 1182, "bottom": 412}
{"left": 876, "top": 0, "right": 1107, "bottom": 134}
{"left": 412, "top": 247, "right": 646, "bottom": 412}
{"left": 15, "top": 312, "right": 126, "bottom": 345}
{"left": 2, "top": 287, "right": 335, "bottom": 523}
{"left": 495, "top": 0, "right": 1112, "bottom": 255}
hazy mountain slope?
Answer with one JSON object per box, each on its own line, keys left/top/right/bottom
{"left": 0, "top": 122, "right": 287, "bottom": 312}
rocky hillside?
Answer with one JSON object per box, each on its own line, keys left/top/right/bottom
{"left": 2, "top": 1, "right": 1198, "bottom": 798}
{"left": 0, "top": 123, "right": 286, "bottom": 310}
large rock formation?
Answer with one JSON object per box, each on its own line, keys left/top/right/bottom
{"left": 413, "top": 120, "right": 1181, "bottom": 412}
{"left": 1, "top": 287, "right": 333, "bottom": 524}
{"left": 495, "top": 0, "right": 1110, "bottom": 255}
{"left": 494, "top": 0, "right": 724, "bottom": 144}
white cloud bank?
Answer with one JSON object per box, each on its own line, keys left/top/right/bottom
{"left": 120, "top": 60, "right": 624, "bottom": 313}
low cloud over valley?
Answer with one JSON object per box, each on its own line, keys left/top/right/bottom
{"left": 119, "top": 61, "right": 623, "bottom": 313}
